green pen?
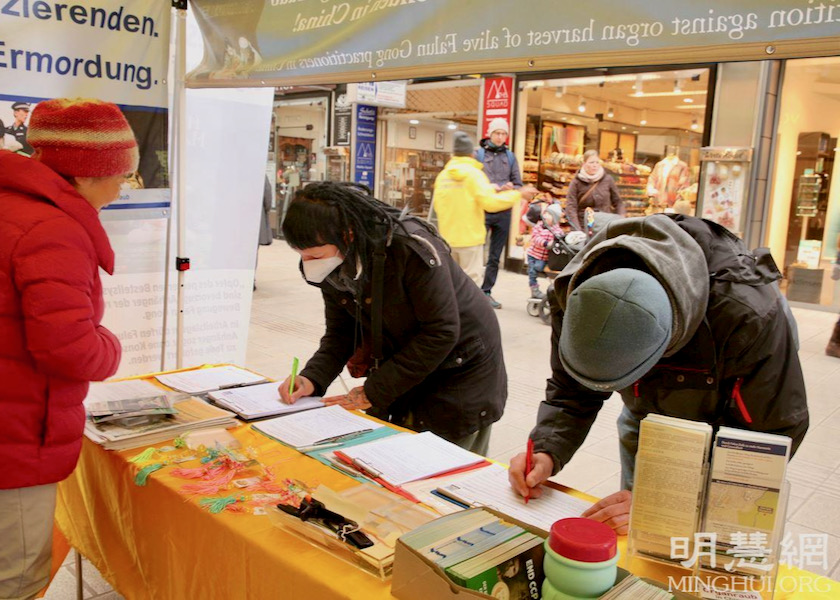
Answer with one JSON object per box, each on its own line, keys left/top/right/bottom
{"left": 288, "top": 357, "right": 299, "bottom": 396}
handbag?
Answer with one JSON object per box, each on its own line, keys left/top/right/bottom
{"left": 547, "top": 235, "right": 576, "bottom": 271}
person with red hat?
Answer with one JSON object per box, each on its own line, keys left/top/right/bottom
{"left": 0, "top": 97, "right": 137, "bottom": 600}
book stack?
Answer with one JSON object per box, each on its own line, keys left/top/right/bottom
{"left": 629, "top": 414, "right": 713, "bottom": 563}
{"left": 85, "top": 380, "right": 238, "bottom": 450}
{"left": 400, "top": 508, "right": 544, "bottom": 598}
{"left": 85, "top": 379, "right": 178, "bottom": 426}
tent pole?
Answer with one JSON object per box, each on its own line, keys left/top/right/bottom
{"left": 172, "top": 2, "right": 188, "bottom": 369}
{"left": 160, "top": 4, "right": 185, "bottom": 372}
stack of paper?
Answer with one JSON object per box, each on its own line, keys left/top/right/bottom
{"left": 629, "top": 414, "right": 713, "bottom": 563}
{"left": 701, "top": 427, "right": 791, "bottom": 577}
{"left": 208, "top": 382, "right": 324, "bottom": 420}
{"left": 154, "top": 366, "right": 266, "bottom": 394}
{"left": 85, "top": 380, "right": 178, "bottom": 424}
{"left": 252, "top": 405, "right": 381, "bottom": 448}
{"left": 600, "top": 575, "right": 674, "bottom": 599}
{"left": 435, "top": 463, "right": 593, "bottom": 532}
{"left": 335, "top": 431, "right": 487, "bottom": 487}
{"left": 84, "top": 396, "right": 238, "bottom": 450}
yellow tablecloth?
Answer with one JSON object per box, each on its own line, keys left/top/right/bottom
{"left": 57, "top": 423, "right": 393, "bottom": 600}
{"left": 55, "top": 370, "right": 838, "bottom": 599}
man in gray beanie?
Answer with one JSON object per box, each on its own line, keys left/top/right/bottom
{"left": 432, "top": 131, "right": 536, "bottom": 284}
{"left": 509, "top": 213, "right": 808, "bottom": 534}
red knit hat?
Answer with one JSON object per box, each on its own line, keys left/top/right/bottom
{"left": 28, "top": 98, "right": 139, "bottom": 177}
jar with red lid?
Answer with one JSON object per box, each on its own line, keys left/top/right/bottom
{"left": 542, "top": 518, "right": 619, "bottom": 599}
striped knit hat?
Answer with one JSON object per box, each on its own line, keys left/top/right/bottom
{"left": 28, "top": 98, "right": 139, "bottom": 177}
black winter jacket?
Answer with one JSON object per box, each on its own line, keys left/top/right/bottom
{"left": 299, "top": 220, "right": 507, "bottom": 439}
{"left": 531, "top": 214, "right": 808, "bottom": 473}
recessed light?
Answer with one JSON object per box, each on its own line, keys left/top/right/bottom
{"left": 447, "top": 123, "right": 457, "bottom": 130}
{"left": 683, "top": 98, "right": 694, "bottom": 103}
{"left": 409, "top": 119, "right": 419, "bottom": 125}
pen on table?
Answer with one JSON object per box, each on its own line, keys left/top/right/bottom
{"left": 288, "top": 357, "right": 299, "bottom": 396}
{"left": 295, "top": 442, "right": 342, "bottom": 453}
{"left": 524, "top": 437, "right": 534, "bottom": 505}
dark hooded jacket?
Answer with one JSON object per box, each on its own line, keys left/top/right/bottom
{"left": 531, "top": 214, "right": 808, "bottom": 473}
{"left": 299, "top": 219, "right": 507, "bottom": 440}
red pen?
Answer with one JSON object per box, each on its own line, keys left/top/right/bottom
{"left": 524, "top": 438, "right": 534, "bottom": 505}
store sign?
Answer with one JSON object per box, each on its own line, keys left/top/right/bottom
{"left": 700, "top": 147, "right": 753, "bottom": 162}
{"left": 354, "top": 104, "right": 377, "bottom": 190}
{"left": 347, "top": 81, "right": 407, "bottom": 108}
{"left": 481, "top": 76, "right": 514, "bottom": 140}
{"left": 187, "top": 0, "right": 840, "bottom": 85}
{"left": 333, "top": 92, "right": 352, "bottom": 146}
{"left": 796, "top": 240, "right": 822, "bottom": 270}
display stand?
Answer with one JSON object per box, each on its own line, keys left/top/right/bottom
{"left": 694, "top": 480, "right": 791, "bottom": 600}
{"left": 267, "top": 506, "right": 393, "bottom": 581}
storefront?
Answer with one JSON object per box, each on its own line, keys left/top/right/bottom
{"left": 379, "top": 79, "right": 481, "bottom": 217}
{"left": 767, "top": 57, "right": 840, "bottom": 309}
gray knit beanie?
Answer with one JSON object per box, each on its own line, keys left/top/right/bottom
{"left": 452, "top": 132, "right": 474, "bottom": 156}
{"left": 559, "top": 268, "right": 672, "bottom": 392}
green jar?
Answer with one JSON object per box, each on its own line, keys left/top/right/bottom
{"left": 542, "top": 518, "right": 619, "bottom": 599}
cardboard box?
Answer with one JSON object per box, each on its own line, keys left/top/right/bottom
{"left": 392, "top": 508, "right": 696, "bottom": 600}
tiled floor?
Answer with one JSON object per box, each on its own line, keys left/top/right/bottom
{"left": 45, "top": 241, "right": 840, "bottom": 597}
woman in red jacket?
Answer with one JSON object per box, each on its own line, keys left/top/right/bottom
{"left": 0, "top": 98, "right": 137, "bottom": 600}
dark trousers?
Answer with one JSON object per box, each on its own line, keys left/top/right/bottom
{"left": 481, "top": 210, "right": 511, "bottom": 294}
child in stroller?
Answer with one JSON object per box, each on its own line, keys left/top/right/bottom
{"left": 526, "top": 208, "right": 619, "bottom": 323}
{"left": 526, "top": 204, "right": 564, "bottom": 300}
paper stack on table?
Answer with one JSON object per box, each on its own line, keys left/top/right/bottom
{"left": 85, "top": 380, "right": 179, "bottom": 424}
{"left": 207, "top": 382, "right": 324, "bottom": 420}
{"left": 335, "top": 431, "right": 488, "bottom": 487}
{"left": 154, "top": 365, "right": 267, "bottom": 394}
{"left": 434, "top": 463, "right": 593, "bottom": 532}
{"left": 252, "top": 405, "right": 382, "bottom": 448}
{"left": 84, "top": 395, "right": 238, "bottom": 451}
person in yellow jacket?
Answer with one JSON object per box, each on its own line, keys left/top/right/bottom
{"left": 433, "top": 131, "right": 537, "bottom": 285}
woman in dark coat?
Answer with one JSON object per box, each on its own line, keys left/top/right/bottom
{"left": 277, "top": 182, "right": 507, "bottom": 455}
{"left": 565, "top": 150, "right": 625, "bottom": 231}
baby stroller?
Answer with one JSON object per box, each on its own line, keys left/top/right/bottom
{"left": 525, "top": 209, "right": 620, "bottom": 324}
{"left": 525, "top": 234, "right": 577, "bottom": 324}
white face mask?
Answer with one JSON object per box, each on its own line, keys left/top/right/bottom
{"left": 302, "top": 255, "right": 344, "bottom": 283}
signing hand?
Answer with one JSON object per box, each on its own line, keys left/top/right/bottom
{"left": 508, "top": 450, "right": 554, "bottom": 500}
{"left": 323, "top": 386, "right": 372, "bottom": 411}
{"left": 581, "top": 490, "right": 632, "bottom": 535}
{"left": 278, "top": 374, "right": 314, "bottom": 404}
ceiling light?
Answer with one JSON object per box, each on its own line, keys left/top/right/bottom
{"left": 673, "top": 78, "right": 683, "bottom": 93}
{"left": 633, "top": 75, "right": 644, "bottom": 96}
{"left": 676, "top": 105, "right": 706, "bottom": 110}
{"left": 640, "top": 109, "right": 648, "bottom": 126}
{"left": 691, "top": 118, "right": 699, "bottom": 130}
{"left": 447, "top": 123, "right": 457, "bottom": 130}
{"left": 409, "top": 119, "right": 419, "bottom": 125}
{"left": 683, "top": 97, "right": 694, "bottom": 103}
{"left": 555, "top": 84, "right": 567, "bottom": 98}
{"left": 578, "top": 96, "right": 586, "bottom": 112}
{"left": 606, "top": 104, "right": 614, "bottom": 119}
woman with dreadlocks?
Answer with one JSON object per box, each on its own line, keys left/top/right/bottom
{"left": 277, "top": 182, "right": 506, "bottom": 455}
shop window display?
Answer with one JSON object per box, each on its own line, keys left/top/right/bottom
{"left": 518, "top": 68, "right": 708, "bottom": 225}
{"left": 767, "top": 57, "right": 840, "bottom": 308}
